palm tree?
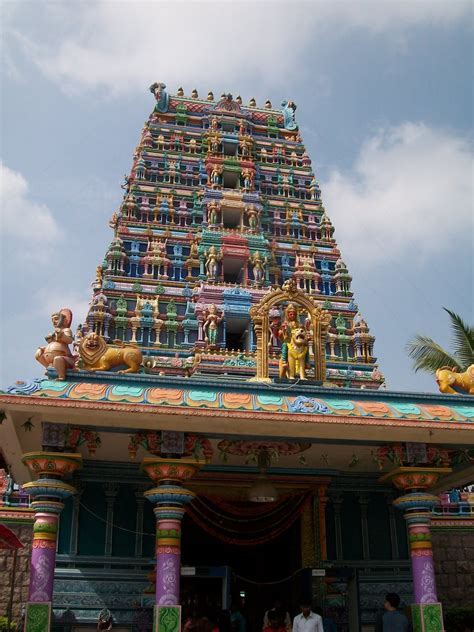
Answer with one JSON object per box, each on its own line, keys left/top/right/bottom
{"left": 406, "top": 308, "right": 474, "bottom": 374}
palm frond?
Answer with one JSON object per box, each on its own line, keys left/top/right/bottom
{"left": 443, "top": 308, "right": 474, "bottom": 370}
{"left": 406, "top": 335, "right": 462, "bottom": 374}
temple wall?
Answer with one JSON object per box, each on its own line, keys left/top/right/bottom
{"left": 0, "top": 522, "right": 33, "bottom": 624}
{"left": 432, "top": 528, "right": 474, "bottom": 607}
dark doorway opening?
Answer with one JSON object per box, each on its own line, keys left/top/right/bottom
{"left": 225, "top": 317, "right": 249, "bottom": 351}
{"left": 223, "top": 171, "right": 239, "bottom": 189}
{"left": 181, "top": 514, "right": 302, "bottom": 632}
{"left": 222, "top": 257, "right": 244, "bottom": 284}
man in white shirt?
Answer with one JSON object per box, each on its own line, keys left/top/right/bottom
{"left": 292, "top": 601, "right": 324, "bottom": 632}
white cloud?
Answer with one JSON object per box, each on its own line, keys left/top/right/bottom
{"left": 0, "top": 162, "right": 62, "bottom": 261}
{"left": 34, "top": 287, "right": 91, "bottom": 327}
{"left": 4, "top": 0, "right": 472, "bottom": 97}
{"left": 321, "top": 123, "right": 473, "bottom": 266}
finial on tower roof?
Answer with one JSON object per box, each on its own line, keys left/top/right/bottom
{"left": 249, "top": 97, "right": 256, "bottom": 107}
{"left": 236, "top": 95, "right": 242, "bottom": 104}
{"left": 177, "top": 86, "right": 184, "bottom": 96}
{"left": 265, "top": 100, "right": 272, "bottom": 109}
{"left": 191, "top": 88, "right": 198, "bottom": 99}
{"left": 207, "top": 91, "right": 214, "bottom": 101}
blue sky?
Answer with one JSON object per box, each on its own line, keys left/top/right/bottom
{"left": 1, "top": 0, "right": 472, "bottom": 392}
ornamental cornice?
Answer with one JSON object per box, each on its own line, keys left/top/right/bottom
{"left": 0, "top": 390, "right": 472, "bottom": 432}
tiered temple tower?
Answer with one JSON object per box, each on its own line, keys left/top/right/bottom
{"left": 2, "top": 83, "right": 474, "bottom": 632}
{"left": 85, "top": 83, "right": 383, "bottom": 388}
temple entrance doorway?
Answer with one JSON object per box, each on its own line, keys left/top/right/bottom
{"left": 181, "top": 514, "right": 303, "bottom": 632}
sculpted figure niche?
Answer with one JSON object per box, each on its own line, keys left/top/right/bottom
{"left": 250, "top": 280, "right": 331, "bottom": 383}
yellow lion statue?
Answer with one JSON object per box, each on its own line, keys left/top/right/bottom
{"left": 79, "top": 332, "right": 142, "bottom": 374}
{"left": 279, "top": 327, "right": 309, "bottom": 380}
{"left": 435, "top": 364, "right": 474, "bottom": 394}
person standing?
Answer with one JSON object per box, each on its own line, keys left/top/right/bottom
{"left": 375, "top": 593, "right": 410, "bottom": 632}
{"left": 292, "top": 600, "right": 323, "bottom": 632}
{"left": 263, "top": 596, "right": 292, "bottom": 632}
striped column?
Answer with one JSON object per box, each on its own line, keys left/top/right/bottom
{"left": 22, "top": 452, "right": 82, "bottom": 632}
{"left": 142, "top": 457, "right": 202, "bottom": 632}
{"left": 380, "top": 466, "right": 451, "bottom": 632}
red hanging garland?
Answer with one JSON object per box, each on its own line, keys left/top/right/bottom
{"left": 186, "top": 492, "right": 310, "bottom": 546}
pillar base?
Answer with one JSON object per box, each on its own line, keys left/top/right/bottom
{"left": 154, "top": 605, "right": 181, "bottom": 632}
{"left": 412, "top": 603, "right": 444, "bottom": 632}
{"left": 24, "top": 602, "right": 51, "bottom": 632}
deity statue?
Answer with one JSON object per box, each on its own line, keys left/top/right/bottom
{"left": 268, "top": 309, "right": 281, "bottom": 348}
{"left": 250, "top": 251, "right": 267, "bottom": 285}
{"left": 189, "top": 239, "right": 199, "bottom": 259}
{"left": 245, "top": 206, "right": 260, "bottom": 230}
{"left": 95, "top": 265, "right": 104, "bottom": 286}
{"left": 271, "top": 303, "right": 309, "bottom": 379}
{"left": 35, "top": 308, "right": 77, "bottom": 380}
{"left": 210, "top": 116, "right": 219, "bottom": 131}
{"left": 281, "top": 100, "right": 298, "bottom": 131}
{"left": 149, "top": 82, "right": 169, "bottom": 113}
{"left": 242, "top": 169, "right": 253, "bottom": 191}
{"left": 121, "top": 174, "right": 130, "bottom": 191}
{"left": 205, "top": 245, "right": 222, "bottom": 280}
{"left": 239, "top": 138, "right": 252, "bottom": 158}
{"left": 166, "top": 299, "right": 177, "bottom": 317}
{"left": 208, "top": 134, "right": 220, "bottom": 154}
{"left": 210, "top": 165, "right": 223, "bottom": 189}
{"left": 207, "top": 200, "right": 220, "bottom": 226}
{"left": 203, "top": 304, "right": 223, "bottom": 346}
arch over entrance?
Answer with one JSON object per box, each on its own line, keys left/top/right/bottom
{"left": 250, "top": 279, "right": 332, "bottom": 382}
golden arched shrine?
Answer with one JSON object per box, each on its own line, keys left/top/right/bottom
{"left": 249, "top": 279, "right": 332, "bottom": 382}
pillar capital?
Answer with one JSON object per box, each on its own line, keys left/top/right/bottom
{"left": 142, "top": 457, "right": 203, "bottom": 485}
{"left": 22, "top": 451, "right": 83, "bottom": 479}
{"left": 22, "top": 452, "right": 81, "bottom": 508}
{"left": 379, "top": 466, "right": 452, "bottom": 493}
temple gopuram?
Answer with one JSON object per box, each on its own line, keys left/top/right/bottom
{"left": 1, "top": 84, "right": 473, "bottom": 632}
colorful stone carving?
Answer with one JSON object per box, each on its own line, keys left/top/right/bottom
{"left": 203, "top": 304, "right": 223, "bottom": 346}
{"left": 149, "top": 82, "right": 169, "bottom": 113}
{"left": 204, "top": 245, "right": 222, "bottom": 280}
{"left": 250, "top": 281, "right": 331, "bottom": 382}
{"left": 436, "top": 364, "right": 474, "bottom": 394}
{"left": 35, "top": 309, "right": 77, "bottom": 380}
{"left": 281, "top": 100, "right": 298, "bottom": 130}
{"left": 78, "top": 332, "right": 143, "bottom": 373}
{"left": 54, "top": 85, "right": 385, "bottom": 386}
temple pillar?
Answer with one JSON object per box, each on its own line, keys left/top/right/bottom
{"left": 300, "top": 493, "right": 316, "bottom": 567}
{"left": 380, "top": 466, "right": 451, "bottom": 632}
{"left": 134, "top": 490, "right": 146, "bottom": 557}
{"left": 68, "top": 481, "right": 83, "bottom": 555}
{"left": 21, "top": 452, "right": 82, "bottom": 632}
{"left": 331, "top": 492, "right": 344, "bottom": 561}
{"left": 317, "top": 486, "right": 328, "bottom": 562}
{"left": 103, "top": 482, "right": 119, "bottom": 556}
{"left": 358, "top": 493, "right": 370, "bottom": 560}
{"left": 385, "top": 492, "right": 400, "bottom": 560}
{"left": 143, "top": 457, "right": 202, "bottom": 632}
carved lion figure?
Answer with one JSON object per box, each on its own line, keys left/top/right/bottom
{"left": 435, "top": 365, "right": 474, "bottom": 394}
{"left": 79, "top": 332, "right": 143, "bottom": 374}
{"left": 279, "top": 327, "right": 309, "bottom": 380}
